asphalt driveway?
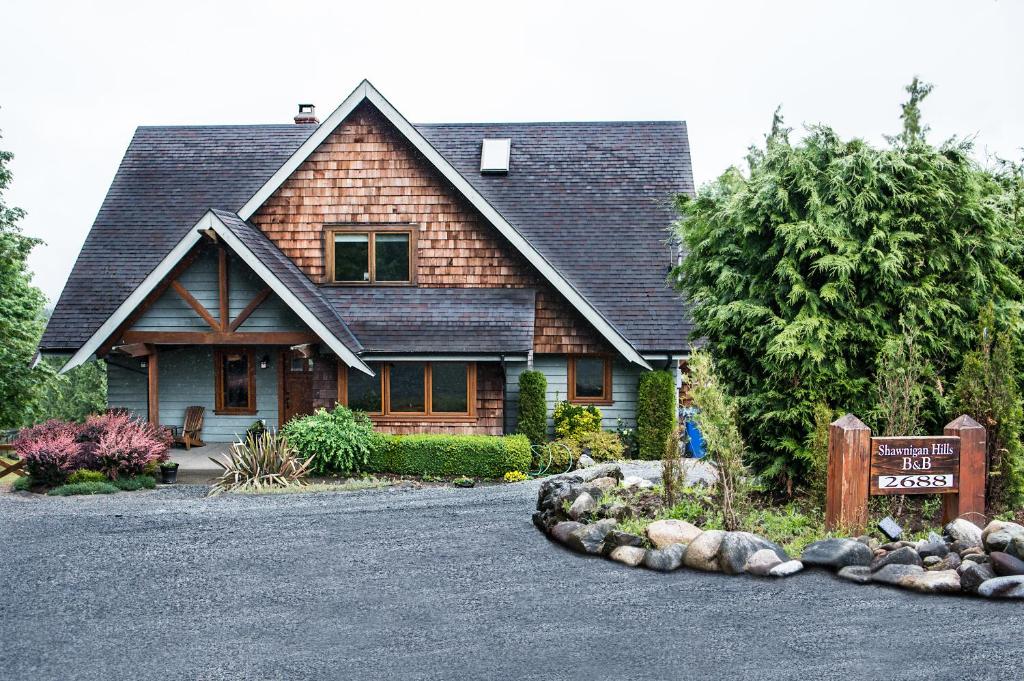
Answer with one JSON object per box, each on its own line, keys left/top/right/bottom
{"left": 1, "top": 479, "right": 1021, "bottom": 681}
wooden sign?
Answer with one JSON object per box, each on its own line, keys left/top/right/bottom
{"left": 869, "top": 436, "right": 960, "bottom": 495}
{"left": 825, "top": 414, "right": 987, "bottom": 534}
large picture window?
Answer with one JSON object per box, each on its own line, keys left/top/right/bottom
{"left": 568, "top": 355, "right": 612, "bottom": 404}
{"left": 339, "top": 362, "right": 475, "bottom": 418}
{"left": 214, "top": 348, "right": 256, "bottom": 414}
{"left": 326, "top": 226, "right": 415, "bottom": 285}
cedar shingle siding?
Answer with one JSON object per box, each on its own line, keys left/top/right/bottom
{"left": 249, "top": 103, "right": 609, "bottom": 354}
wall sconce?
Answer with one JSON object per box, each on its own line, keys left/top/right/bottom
{"left": 139, "top": 358, "right": 148, "bottom": 369}
{"left": 259, "top": 355, "right": 269, "bottom": 370}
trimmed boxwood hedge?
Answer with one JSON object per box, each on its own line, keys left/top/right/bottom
{"left": 364, "top": 433, "right": 532, "bottom": 478}
{"left": 517, "top": 370, "right": 548, "bottom": 446}
{"left": 637, "top": 370, "right": 678, "bottom": 460}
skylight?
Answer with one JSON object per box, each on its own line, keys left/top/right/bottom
{"left": 480, "top": 138, "right": 511, "bottom": 174}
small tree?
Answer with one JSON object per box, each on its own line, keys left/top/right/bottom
{"left": 688, "top": 350, "right": 749, "bottom": 530}
{"left": 637, "top": 370, "right": 677, "bottom": 460}
{"left": 803, "top": 401, "right": 833, "bottom": 508}
{"left": 872, "top": 327, "right": 931, "bottom": 437}
{"left": 517, "top": 370, "right": 547, "bottom": 446}
{"left": 951, "top": 306, "right": 1024, "bottom": 511}
{"left": 661, "top": 426, "right": 684, "bottom": 507}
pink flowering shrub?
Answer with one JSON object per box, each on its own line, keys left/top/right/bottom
{"left": 78, "top": 412, "right": 170, "bottom": 479}
{"left": 14, "top": 411, "right": 170, "bottom": 485}
{"left": 14, "top": 420, "right": 84, "bottom": 486}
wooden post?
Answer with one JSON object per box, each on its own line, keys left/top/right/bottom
{"left": 825, "top": 414, "right": 871, "bottom": 534}
{"left": 147, "top": 347, "right": 160, "bottom": 426}
{"left": 218, "top": 246, "right": 229, "bottom": 331}
{"left": 943, "top": 415, "right": 987, "bottom": 527}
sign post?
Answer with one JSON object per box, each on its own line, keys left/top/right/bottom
{"left": 825, "top": 414, "right": 987, "bottom": 534}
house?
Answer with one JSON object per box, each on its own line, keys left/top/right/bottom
{"left": 39, "top": 81, "right": 694, "bottom": 442}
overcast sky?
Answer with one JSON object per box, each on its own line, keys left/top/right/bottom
{"left": 2, "top": 0, "right": 1022, "bottom": 304}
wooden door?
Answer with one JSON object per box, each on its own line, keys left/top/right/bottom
{"left": 281, "top": 351, "right": 315, "bottom": 423}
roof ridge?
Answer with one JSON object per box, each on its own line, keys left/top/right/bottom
{"left": 415, "top": 120, "right": 686, "bottom": 127}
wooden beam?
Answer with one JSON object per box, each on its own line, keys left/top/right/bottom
{"left": 171, "top": 280, "right": 220, "bottom": 331}
{"left": 943, "top": 415, "right": 988, "bottom": 527}
{"left": 112, "top": 342, "right": 152, "bottom": 358}
{"left": 123, "top": 331, "right": 318, "bottom": 345}
{"left": 218, "top": 247, "right": 229, "bottom": 331}
{"left": 147, "top": 348, "right": 159, "bottom": 426}
{"left": 825, "top": 414, "right": 871, "bottom": 534}
{"left": 97, "top": 246, "right": 205, "bottom": 357}
{"left": 290, "top": 343, "right": 315, "bottom": 359}
{"left": 228, "top": 287, "right": 272, "bottom": 332}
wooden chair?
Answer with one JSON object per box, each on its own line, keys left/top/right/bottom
{"left": 170, "top": 406, "right": 206, "bottom": 450}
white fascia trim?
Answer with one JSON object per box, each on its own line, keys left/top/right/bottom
{"left": 237, "top": 80, "right": 650, "bottom": 370}
{"left": 60, "top": 212, "right": 372, "bottom": 376}
{"left": 60, "top": 220, "right": 206, "bottom": 374}
{"left": 209, "top": 212, "right": 372, "bottom": 376}
{"left": 642, "top": 352, "right": 690, "bottom": 362}
{"left": 362, "top": 354, "right": 530, "bottom": 362}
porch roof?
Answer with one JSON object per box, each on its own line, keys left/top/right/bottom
{"left": 322, "top": 287, "right": 536, "bottom": 354}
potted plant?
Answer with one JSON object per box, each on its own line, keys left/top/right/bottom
{"left": 159, "top": 460, "right": 179, "bottom": 484}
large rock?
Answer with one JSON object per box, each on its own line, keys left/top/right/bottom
{"left": 944, "top": 518, "right": 983, "bottom": 549}
{"left": 609, "top": 546, "right": 647, "bottom": 567}
{"left": 643, "top": 543, "right": 687, "bottom": 572}
{"left": 550, "top": 521, "right": 584, "bottom": 545}
{"left": 576, "top": 454, "right": 597, "bottom": 469}
{"left": 565, "top": 519, "right": 617, "bottom": 555}
{"left": 646, "top": 520, "right": 702, "bottom": 549}
{"left": 871, "top": 564, "right": 925, "bottom": 586}
{"left": 926, "top": 553, "right": 961, "bottom": 572}
{"left": 536, "top": 477, "right": 579, "bottom": 513}
{"left": 870, "top": 546, "right": 923, "bottom": 572}
{"left": 568, "top": 492, "right": 598, "bottom": 520}
{"left": 982, "top": 521, "right": 1024, "bottom": 558}
{"left": 605, "top": 530, "right": 645, "bottom": 550}
{"left": 718, "top": 532, "right": 789, "bottom": 575}
{"left": 837, "top": 566, "right": 872, "bottom": 584}
{"left": 916, "top": 532, "right": 949, "bottom": 559}
{"left": 744, "top": 549, "right": 783, "bottom": 576}
{"left": 683, "top": 529, "right": 725, "bottom": 572}
{"left": 958, "top": 560, "right": 996, "bottom": 594}
{"left": 898, "top": 570, "right": 961, "bottom": 594}
{"left": 801, "top": 538, "right": 873, "bottom": 570}
{"left": 990, "top": 551, "right": 1024, "bottom": 577}
{"left": 589, "top": 476, "right": 618, "bottom": 491}
{"left": 573, "top": 464, "right": 623, "bottom": 483}
{"left": 769, "top": 560, "right": 804, "bottom": 578}
{"left": 977, "top": 575, "right": 1024, "bottom": 599}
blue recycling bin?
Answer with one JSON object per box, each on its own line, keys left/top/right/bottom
{"left": 686, "top": 419, "right": 706, "bottom": 459}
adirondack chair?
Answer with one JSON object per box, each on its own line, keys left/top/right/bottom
{"left": 170, "top": 406, "right": 205, "bottom": 450}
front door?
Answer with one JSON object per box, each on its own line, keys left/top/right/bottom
{"left": 281, "top": 351, "right": 315, "bottom": 424}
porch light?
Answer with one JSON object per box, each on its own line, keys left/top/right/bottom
{"left": 139, "top": 358, "right": 148, "bottom": 369}
{"left": 259, "top": 355, "right": 269, "bottom": 370}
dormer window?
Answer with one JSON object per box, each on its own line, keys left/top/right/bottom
{"left": 325, "top": 226, "right": 416, "bottom": 285}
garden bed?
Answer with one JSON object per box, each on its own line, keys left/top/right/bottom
{"left": 534, "top": 464, "right": 1024, "bottom": 599}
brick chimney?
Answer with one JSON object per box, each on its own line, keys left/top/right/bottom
{"left": 294, "top": 103, "right": 318, "bottom": 125}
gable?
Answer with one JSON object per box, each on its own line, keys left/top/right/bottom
{"left": 249, "top": 101, "right": 611, "bottom": 356}
{"left": 131, "top": 249, "right": 307, "bottom": 334}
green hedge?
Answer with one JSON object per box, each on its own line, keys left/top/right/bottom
{"left": 517, "top": 370, "right": 548, "bottom": 446}
{"left": 364, "top": 433, "right": 532, "bottom": 478}
{"left": 637, "top": 370, "right": 677, "bottom": 460}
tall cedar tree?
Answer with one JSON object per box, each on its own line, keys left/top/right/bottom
{"left": 672, "top": 80, "right": 1024, "bottom": 490}
{"left": 0, "top": 132, "right": 51, "bottom": 428}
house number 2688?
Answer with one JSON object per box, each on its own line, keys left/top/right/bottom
{"left": 878, "top": 474, "right": 953, "bottom": 489}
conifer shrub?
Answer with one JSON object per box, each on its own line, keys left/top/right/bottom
{"left": 553, "top": 401, "right": 601, "bottom": 439}
{"left": 517, "top": 370, "right": 548, "bottom": 446}
{"left": 636, "top": 370, "right": 677, "bottom": 460}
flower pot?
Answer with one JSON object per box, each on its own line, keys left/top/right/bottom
{"left": 160, "top": 465, "right": 178, "bottom": 484}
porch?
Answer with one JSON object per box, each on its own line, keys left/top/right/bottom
{"left": 167, "top": 442, "right": 233, "bottom": 483}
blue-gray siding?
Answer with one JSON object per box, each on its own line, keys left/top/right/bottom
{"left": 504, "top": 355, "right": 643, "bottom": 435}
{"left": 107, "top": 348, "right": 280, "bottom": 442}
{"left": 132, "top": 250, "right": 305, "bottom": 332}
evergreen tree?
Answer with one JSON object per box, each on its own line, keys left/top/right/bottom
{"left": 673, "top": 81, "right": 1024, "bottom": 491}
{"left": 0, "top": 130, "right": 51, "bottom": 428}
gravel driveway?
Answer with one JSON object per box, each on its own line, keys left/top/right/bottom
{"left": 1, "top": 477, "right": 1021, "bottom": 681}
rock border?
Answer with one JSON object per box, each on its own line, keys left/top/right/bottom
{"left": 533, "top": 464, "right": 1024, "bottom": 599}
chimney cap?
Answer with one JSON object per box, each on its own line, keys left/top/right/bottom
{"left": 294, "top": 103, "right": 318, "bottom": 125}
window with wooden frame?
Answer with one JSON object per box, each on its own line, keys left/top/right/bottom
{"left": 338, "top": 362, "right": 476, "bottom": 418}
{"left": 568, "top": 355, "right": 613, "bottom": 404}
{"left": 325, "top": 225, "right": 417, "bottom": 285}
{"left": 214, "top": 348, "right": 256, "bottom": 414}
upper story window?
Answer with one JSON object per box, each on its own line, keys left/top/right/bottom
{"left": 325, "top": 226, "right": 416, "bottom": 285}
{"left": 568, "top": 355, "right": 613, "bottom": 405}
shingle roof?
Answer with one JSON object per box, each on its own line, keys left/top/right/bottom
{"left": 42, "top": 117, "right": 693, "bottom": 354}
{"left": 210, "top": 209, "right": 363, "bottom": 355}
{"left": 322, "top": 287, "right": 535, "bottom": 354}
